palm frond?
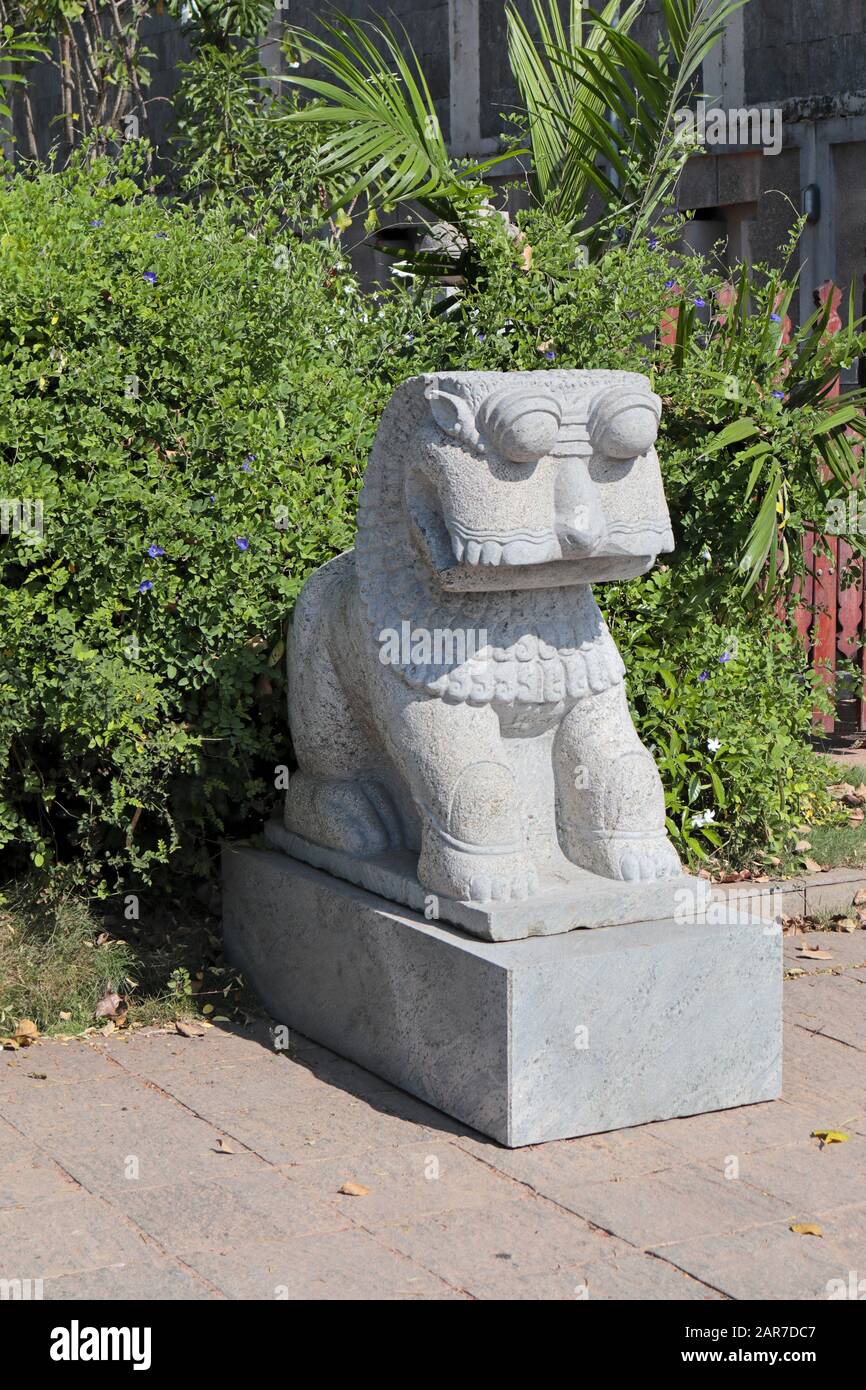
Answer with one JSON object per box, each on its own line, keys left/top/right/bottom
{"left": 278, "top": 15, "right": 518, "bottom": 223}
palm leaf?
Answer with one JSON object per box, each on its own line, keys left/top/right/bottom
{"left": 278, "top": 15, "right": 518, "bottom": 223}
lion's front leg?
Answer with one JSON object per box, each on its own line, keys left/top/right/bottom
{"left": 554, "top": 682, "right": 681, "bottom": 881}
{"left": 381, "top": 689, "right": 539, "bottom": 904}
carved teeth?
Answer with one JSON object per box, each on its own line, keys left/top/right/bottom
{"left": 451, "top": 535, "right": 465, "bottom": 562}
{"left": 465, "top": 540, "right": 482, "bottom": 564}
{"left": 480, "top": 541, "right": 502, "bottom": 565}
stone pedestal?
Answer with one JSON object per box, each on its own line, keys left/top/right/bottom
{"left": 222, "top": 845, "right": 783, "bottom": 1148}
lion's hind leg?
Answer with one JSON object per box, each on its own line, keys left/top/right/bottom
{"left": 285, "top": 772, "right": 402, "bottom": 857}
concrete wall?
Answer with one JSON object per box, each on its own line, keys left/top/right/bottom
{"left": 744, "top": 0, "right": 866, "bottom": 105}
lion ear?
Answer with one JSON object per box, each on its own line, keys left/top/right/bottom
{"left": 424, "top": 386, "right": 478, "bottom": 445}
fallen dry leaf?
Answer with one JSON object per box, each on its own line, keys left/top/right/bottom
{"left": 794, "top": 839, "right": 812, "bottom": 852}
{"left": 854, "top": 889, "right": 866, "bottom": 907}
{"left": 175, "top": 1019, "right": 207, "bottom": 1038}
{"left": 213, "top": 1138, "right": 235, "bottom": 1154}
{"left": 13, "top": 1019, "right": 38, "bottom": 1047}
{"left": 811, "top": 1129, "right": 850, "bottom": 1147}
{"left": 796, "top": 945, "right": 833, "bottom": 960}
{"left": 338, "top": 1181, "right": 371, "bottom": 1197}
{"left": 802, "top": 858, "right": 825, "bottom": 873}
{"left": 58, "top": 1011, "right": 72, "bottom": 1022}
{"left": 95, "top": 990, "right": 124, "bottom": 1021}
{"left": 790, "top": 1222, "right": 823, "bottom": 1237}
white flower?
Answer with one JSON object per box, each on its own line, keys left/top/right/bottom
{"left": 707, "top": 737, "right": 721, "bottom": 752}
{"left": 691, "top": 813, "right": 706, "bottom": 828}
{"left": 703, "top": 809, "right": 716, "bottom": 822}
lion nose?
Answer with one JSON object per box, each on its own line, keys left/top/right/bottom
{"left": 555, "top": 464, "right": 607, "bottom": 555}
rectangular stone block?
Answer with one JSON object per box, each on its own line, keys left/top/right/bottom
{"left": 222, "top": 846, "right": 783, "bottom": 1148}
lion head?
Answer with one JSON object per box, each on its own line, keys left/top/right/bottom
{"left": 407, "top": 370, "right": 673, "bottom": 591}
{"left": 353, "top": 371, "right": 671, "bottom": 707}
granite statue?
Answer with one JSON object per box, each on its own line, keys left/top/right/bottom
{"left": 279, "top": 370, "right": 686, "bottom": 911}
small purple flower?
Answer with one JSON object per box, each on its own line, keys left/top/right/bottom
{"left": 405, "top": 332, "right": 415, "bottom": 342}
{"left": 241, "top": 461, "right": 253, "bottom": 473}
{"left": 139, "top": 579, "right": 153, "bottom": 593}
{"left": 235, "top": 537, "right": 249, "bottom": 551}
{"left": 648, "top": 236, "right": 659, "bottom": 250}
{"left": 664, "top": 280, "right": 676, "bottom": 290}
{"left": 147, "top": 544, "right": 165, "bottom": 558}
{"left": 474, "top": 330, "right": 485, "bottom": 341}
{"left": 544, "top": 350, "right": 556, "bottom": 361}
{"left": 208, "top": 494, "right": 215, "bottom": 504}
{"left": 770, "top": 312, "right": 781, "bottom": 322}
{"left": 694, "top": 296, "right": 706, "bottom": 307}
{"left": 154, "top": 232, "right": 168, "bottom": 239}
{"left": 90, "top": 218, "right": 103, "bottom": 227}
{"left": 772, "top": 389, "right": 785, "bottom": 400}
{"left": 719, "top": 651, "right": 732, "bottom": 664}
{"left": 143, "top": 271, "right": 157, "bottom": 285}
{"left": 698, "top": 671, "right": 709, "bottom": 682}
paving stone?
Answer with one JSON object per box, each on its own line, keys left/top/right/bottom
{"left": 98, "top": 1025, "right": 319, "bottom": 1089}
{"left": 534, "top": 1164, "right": 792, "bottom": 1248}
{"left": 808, "top": 1203, "right": 866, "bottom": 1272}
{"left": 42, "top": 1258, "right": 216, "bottom": 1300}
{"left": 782, "top": 1027, "right": 866, "bottom": 1113}
{"left": 382, "top": 1195, "right": 628, "bottom": 1298}
{"left": 0, "top": 1192, "right": 153, "bottom": 1280}
{"left": 208, "top": 1088, "right": 442, "bottom": 1168}
{"left": 573, "top": 1250, "right": 724, "bottom": 1300}
{"left": 651, "top": 1219, "right": 864, "bottom": 1300}
{"left": 0, "top": 1153, "right": 80, "bottom": 1209}
{"left": 458, "top": 1123, "right": 682, "bottom": 1188}
{"left": 281, "top": 1140, "right": 522, "bottom": 1228}
{"left": 0, "top": 1041, "right": 121, "bottom": 1095}
{"left": 0, "top": 1114, "right": 85, "bottom": 1209}
{"left": 3, "top": 967, "right": 863, "bottom": 1300}
{"left": 642, "top": 1100, "right": 816, "bottom": 1165}
{"left": 785, "top": 975, "right": 866, "bottom": 1051}
{"left": 120, "top": 1167, "right": 347, "bottom": 1257}
{"left": 185, "top": 1229, "right": 464, "bottom": 1300}
{"left": 7, "top": 1084, "right": 248, "bottom": 1197}
{"left": 735, "top": 1137, "right": 866, "bottom": 1212}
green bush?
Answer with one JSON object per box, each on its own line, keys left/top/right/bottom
{"left": 0, "top": 143, "right": 385, "bottom": 892}
{"left": 0, "top": 156, "right": 845, "bottom": 892}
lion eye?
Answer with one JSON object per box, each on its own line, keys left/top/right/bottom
{"left": 479, "top": 390, "right": 561, "bottom": 464}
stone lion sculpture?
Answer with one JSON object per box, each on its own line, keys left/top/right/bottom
{"left": 282, "top": 369, "right": 684, "bottom": 908}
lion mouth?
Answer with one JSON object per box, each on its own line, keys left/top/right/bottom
{"left": 447, "top": 524, "right": 561, "bottom": 567}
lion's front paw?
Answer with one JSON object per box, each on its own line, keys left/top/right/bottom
{"left": 616, "top": 836, "right": 682, "bottom": 882}
{"left": 565, "top": 830, "right": 681, "bottom": 882}
{"left": 419, "top": 839, "right": 539, "bottom": 904}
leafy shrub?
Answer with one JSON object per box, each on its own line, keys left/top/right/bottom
{"left": 0, "top": 142, "right": 385, "bottom": 892}
{"left": 0, "top": 153, "right": 846, "bottom": 890}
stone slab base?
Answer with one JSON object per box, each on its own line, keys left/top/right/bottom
{"left": 222, "top": 845, "right": 783, "bottom": 1147}
{"left": 264, "top": 821, "right": 710, "bottom": 942}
